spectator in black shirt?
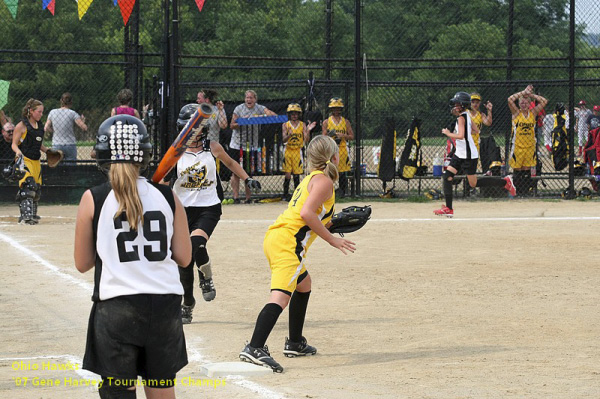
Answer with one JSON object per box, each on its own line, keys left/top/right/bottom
{"left": 1, "top": 121, "right": 15, "bottom": 161}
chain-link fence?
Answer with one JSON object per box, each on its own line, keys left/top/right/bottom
{"left": 1, "top": 0, "right": 599, "bottom": 201}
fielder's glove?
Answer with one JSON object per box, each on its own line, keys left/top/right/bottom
{"left": 328, "top": 205, "right": 371, "bottom": 235}
{"left": 245, "top": 177, "right": 262, "bottom": 193}
{"left": 46, "top": 148, "right": 64, "bottom": 168}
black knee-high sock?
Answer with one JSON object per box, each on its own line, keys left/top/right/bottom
{"left": 289, "top": 290, "right": 311, "bottom": 342}
{"left": 192, "top": 236, "right": 209, "bottom": 267}
{"left": 250, "top": 303, "right": 284, "bottom": 349}
{"left": 179, "top": 260, "right": 195, "bottom": 306}
{"left": 443, "top": 176, "right": 453, "bottom": 209}
{"left": 283, "top": 178, "right": 290, "bottom": 197}
{"left": 293, "top": 174, "right": 300, "bottom": 188}
{"left": 475, "top": 176, "right": 506, "bottom": 188}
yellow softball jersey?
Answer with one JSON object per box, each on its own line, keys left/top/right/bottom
{"left": 265, "top": 170, "right": 335, "bottom": 292}
{"left": 470, "top": 110, "right": 483, "bottom": 152}
{"left": 284, "top": 121, "right": 305, "bottom": 150}
{"left": 267, "top": 170, "right": 335, "bottom": 253}
{"left": 512, "top": 111, "right": 536, "bottom": 149}
{"left": 326, "top": 116, "right": 351, "bottom": 172}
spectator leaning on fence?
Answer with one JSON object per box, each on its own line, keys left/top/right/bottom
{"left": 229, "top": 90, "right": 277, "bottom": 203}
{"left": 111, "top": 88, "right": 141, "bottom": 119}
{"left": 197, "top": 89, "right": 227, "bottom": 142}
{"left": 1, "top": 120, "right": 15, "bottom": 161}
{"left": 575, "top": 100, "right": 592, "bottom": 156}
{"left": 44, "top": 92, "right": 88, "bottom": 161}
{"left": 508, "top": 85, "right": 548, "bottom": 196}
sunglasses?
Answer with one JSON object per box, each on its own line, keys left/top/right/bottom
{"left": 5, "top": 130, "right": 14, "bottom": 133}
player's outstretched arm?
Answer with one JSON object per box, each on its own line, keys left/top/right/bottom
{"left": 300, "top": 174, "right": 355, "bottom": 255}
{"left": 211, "top": 141, "right": 250, "bottom": 181}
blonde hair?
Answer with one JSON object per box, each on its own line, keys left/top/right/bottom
{"left": 245, "top": 90, "right": 257, "bottom": 99}
{"left": 307, "top": 135, "right": 339, "bottom": 182}
{"left": 109, "top": 163, "right": 144, "bottom": 231}
{"left": 22, "top": 98, "right": 43, "bottom": 119}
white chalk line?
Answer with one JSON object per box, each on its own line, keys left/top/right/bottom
{"left": 219, "top": 215, "right": 600, "bottom": 224}
{"left": 0, "top": 233, "right": 285, "bottom": 399}
{"left": 0, "top": 232, "right": 93, "bottom": 291}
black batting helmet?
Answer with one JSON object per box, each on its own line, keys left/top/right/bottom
{"left": 177, "top": 103, "right": 211, "bottom": 143}
{"left": 94, "top": 115, "right": 152, "bottom": 172}
{"left": 177, "top": 103, "right": 201, "bottom": 130}
{"left": 449, "top": 92, "right": 472, "bottom": 110}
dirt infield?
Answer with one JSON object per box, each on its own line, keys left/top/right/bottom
{"left": 0, "top": 199, "right": 598, "bottom": 399}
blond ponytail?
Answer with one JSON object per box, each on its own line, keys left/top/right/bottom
{"left": 307, "top": 135, "right": 339, "bottom": 182}
{"left": 109, "top": 163, "right": 143, "bottom": 230}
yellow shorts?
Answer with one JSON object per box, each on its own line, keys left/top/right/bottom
{"left": 339, "top": 145, "right": 351, "bottom": 173}
{"left": 20, "top": 157, "right": 42, "bottom": 186}
{"left": 264, "top": 228, "right": 307, "bottom": 294}
{"left": 509, "top": 146, "right": 536, "bottom": 169}
{"left": 282, "top": 148, "right": 303, "bottom": 175}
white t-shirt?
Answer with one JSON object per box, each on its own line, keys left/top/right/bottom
{"left": 93, "top": 178, "right": 183, "bottom": 301}
{"left": 230, "top": 103, "right": 267, "bottom": 150}
{"left": 172, "top": 149, "right": 221, "bottom": 208}
{"left": 48, "top": 108, "right": 81, "bottom": 145}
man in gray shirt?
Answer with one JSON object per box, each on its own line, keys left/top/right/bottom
{"left": 44, "top": 92, "right": 87, "bottom": 161}
{"left": 229, "top": 90, "right": 276, "bottom": 202}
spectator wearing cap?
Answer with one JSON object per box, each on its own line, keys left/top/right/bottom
{"left": 586, "top": 105, "right": 600, "bottom": 133}
{"left": 575, "top": 100, "right": 592, "bottom": 156}
{"left": 1, "top": 120, "right": 15, "bottom": 161}
{"left": 469, "top": 93, "right": 492, "bottom": 154}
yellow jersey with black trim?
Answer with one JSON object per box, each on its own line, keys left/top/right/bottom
{"left": 470, "top": 110, "right": 483, "bottom": 130}
{"left": 512, "top": 111, "right": 536, "bottom": 149}
{"left": 469, "top": 110, "right": 483, "bottom": 151}
{"left": 267, "top": 170, "right": 335, "bottom": 253}
{"left": 284, "top": 121, "right": 305, "bottom": 150}
{"left": 326, "top": 116, "right": 349, "bottom": 150}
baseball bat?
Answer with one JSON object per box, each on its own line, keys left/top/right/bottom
{"left": 152, "top": 104, "right": 213, "bottom": 183}
{"left": 261, "top": 138, "right": 266, "bottom": 175}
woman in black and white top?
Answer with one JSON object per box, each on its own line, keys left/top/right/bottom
{"left": 434, "top": 92, "right": 516, "bottom": 217}
{"left": 165, "top": 103, "right": 261, "bottom": 324}
{"left": 74, "top": 115, "right": 191, "bottom": 399}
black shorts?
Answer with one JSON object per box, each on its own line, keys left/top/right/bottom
{"left": 185, "top": 204, "right": 222, "bottom": 236}
{"left": 448, "top": 155, "right": 478, "bottom": 175}
{"left": 83, "top": 294, "right": 187, "bottom": 381}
